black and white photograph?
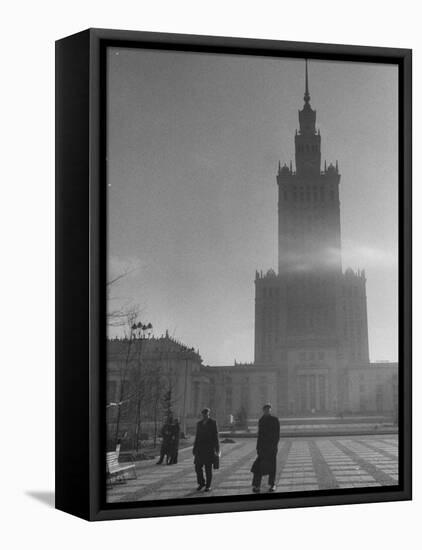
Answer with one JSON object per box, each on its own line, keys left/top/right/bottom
{"left": 3, "top": 0, "right": 420, "bottom": 543}
{"left": 105, "top": 48, "right": 400, "bottom": 503}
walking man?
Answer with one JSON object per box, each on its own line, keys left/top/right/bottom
{"left": 251, "top": 403, "right": 280, "bottom": 493}
{"left": 193, "top": 408, "right": 220, "bottom": 492}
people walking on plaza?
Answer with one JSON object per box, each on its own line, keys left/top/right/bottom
{"left": 193, "top": 408, "right": 220, "bottom": 492}
{"left": 168, "top": 418, "right": 180, "bottom": 464}
{"left": 156, "top": 418, "right": 173, "bottom": 465}
{"left": 251, "top": 403, "right": 280, "bottom": 493}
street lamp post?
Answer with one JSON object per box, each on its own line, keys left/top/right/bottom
{"left": 129, "top": 321, "right": 152, "bottom": 455}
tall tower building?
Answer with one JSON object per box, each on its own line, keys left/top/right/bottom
{"left": 278, "top": 61, "right": 341, "bottom": 276}
{"left": 254, "top": 62, "right": 370, "bottom": 414}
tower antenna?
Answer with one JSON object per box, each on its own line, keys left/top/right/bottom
{"left": 304, "top": 59, "right": 310, "bottom": 104}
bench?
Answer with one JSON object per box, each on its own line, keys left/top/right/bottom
{"left": 106, "top": 451, "right": 137, "bottom": 485}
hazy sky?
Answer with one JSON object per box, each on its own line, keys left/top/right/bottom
{"left": 107, "top": 47, "right": 398, "bottom": 365}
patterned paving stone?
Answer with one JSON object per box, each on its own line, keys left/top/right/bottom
{"left": 106, "top": 434, "right": 398, "bottom": 502}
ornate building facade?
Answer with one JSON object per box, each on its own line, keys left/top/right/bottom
{"left": 197, "top": 62, "right": 397, "bottom": 425}
{"left": 106, "top": 334, "right": 203, "bottom": 447}
{"left": 252, "top": 62, "right": 371, "bottom": 415}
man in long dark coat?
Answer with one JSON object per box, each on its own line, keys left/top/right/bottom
{"left": 168, "top": 418, "right": 180, "bottom": 465}
{"left": 193, "top": 408, "right": 220, "bottom": 492}
{"left": 156, "top": 419, "right": 172, "bottom": 465}
{"left": 251, "top": 403, "right": 280, "bottom": 493}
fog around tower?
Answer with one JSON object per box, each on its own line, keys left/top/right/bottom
{"left": 107, "top": 49, "right": 398, "bottom": 365}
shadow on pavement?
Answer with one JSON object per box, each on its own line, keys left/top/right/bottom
{"left": 26, "top": 491, "right": 55, "bottom": 508}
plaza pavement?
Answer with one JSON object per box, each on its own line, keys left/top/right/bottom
{"left": 106, "top": 434, "right": 398, "bottom": 503}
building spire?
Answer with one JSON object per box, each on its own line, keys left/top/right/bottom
{"left": 304, "top": 59, "right": 310, "bottom": 104}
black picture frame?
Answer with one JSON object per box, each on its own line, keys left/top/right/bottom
{"left": 55, "top": 28, "right": 412, "bottom": 521}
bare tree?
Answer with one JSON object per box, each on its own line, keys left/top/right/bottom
{"left": 147, "top": 366, "right": 163, "bottom": 448}
{"left": 112, "top": 307, "right": 140, "bottom": 447}
{"left": 106, "top": 268, "right": 145, "bottom": 449}
{"left": 131, "top": 334, "right": 151, "bottom": 454}
{"left": 107, "top": 268, "right": 135, "bottom": 328}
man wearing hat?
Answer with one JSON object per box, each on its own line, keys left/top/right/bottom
{"left": 193, "top": 408, "right": 220, "bottom": 492}
{"left": 251, "top": 403, "right": 280, "bottom": 493}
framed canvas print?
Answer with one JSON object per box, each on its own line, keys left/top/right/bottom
{"left": 55, "top": 28, "right": 412, "bottom": 521}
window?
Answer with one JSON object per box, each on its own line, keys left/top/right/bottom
{"left": 319, "top": 375, "right": 326, "bottom": 411}
{"left": 241, "top": 378, "right": 250, "bottom": 410}
{"left": 318, "top": 351, "right": 324, "bottom": 360}
{"left": 209, "top": 379, "right": 216, "bottom": 410}
{"left": 225, "top": 387, "right": 233, "bottom": 412}
{"left": 259, "top": 385, "right": 268, "bottom": 403}
{"left": 376, "top": 392, "right": 383, "bottom": 412}
{"left": 193, "top": 381, "right": 200, "bottom": 415}
{"left": 309, "top": 375, "right": 316, "bottom": 409}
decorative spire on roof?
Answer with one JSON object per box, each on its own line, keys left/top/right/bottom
{"left": 298, "top": 59, "right": 316, "bottom": 135}
{"left": 304, "top": 59, "right": 310, "bottom": 104}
